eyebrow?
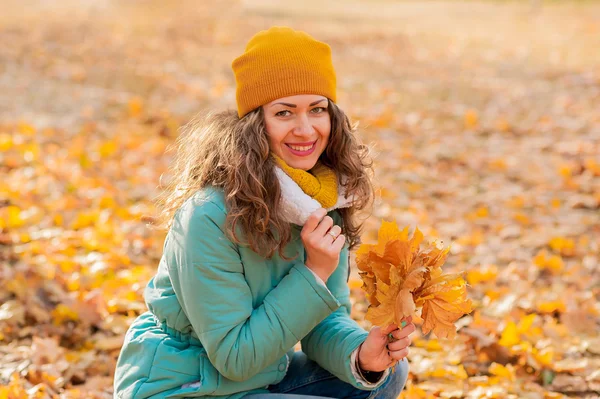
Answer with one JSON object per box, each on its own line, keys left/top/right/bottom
{"left": 271, "top": 99, "right": 327, "bottom": 108}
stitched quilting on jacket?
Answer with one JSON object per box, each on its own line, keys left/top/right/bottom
{"left": 113, "top": 186, "right": 389, "bottom": 398}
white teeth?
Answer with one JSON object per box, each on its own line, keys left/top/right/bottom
{"left": 288, "top": 143, "right": 315, "bottom": 152}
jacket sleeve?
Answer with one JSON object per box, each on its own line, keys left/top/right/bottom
{"left": 165, "top": 198, "right": 342, "bottom": 382}
{"left": 306, "top": 269, "right": 390, "bottom": 387}
{"left": 300, "top": 217, "right": 390, "bottom": 390}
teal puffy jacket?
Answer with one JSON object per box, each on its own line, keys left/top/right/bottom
{"left": 113, "top": 187, "right": 388, "bottom": 398}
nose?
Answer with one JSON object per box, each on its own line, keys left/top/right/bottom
{"left": 292, "top": 113, "right": 315, "bottom": 137}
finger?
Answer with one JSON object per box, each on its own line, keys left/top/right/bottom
{"left": 389, "top": 347, "right": 409, "bottom": 361}
{"left": 391, "top": 323, "right": 416, "bottom": 340}
{"left": 314, "top": 216, "right": 334, "bottom": 238}
{"left": 330, "top": 234, "right": 346, "bottom": 252}
{"left": 387, "top": 336, "right": 411, "bottom": 351}
{"left": 302, "top": 208, "right": 327, "bottom": 235}
{"left": 326, "top": 225, "right": 342, "bottom": 242}
{"left": 381, "top": 323, "right": 399, "bottom": 336}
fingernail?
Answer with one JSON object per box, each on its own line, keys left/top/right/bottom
{"left": 401, "top": 321, "right": 407, "bottom": 328}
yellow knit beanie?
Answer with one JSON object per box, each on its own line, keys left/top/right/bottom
{"left": 231, "top": 26, "right": 337, "bottom": 118}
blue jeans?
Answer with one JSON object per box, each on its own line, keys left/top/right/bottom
{"left": 244, "top": 351, "right": 409, "bottom": 399}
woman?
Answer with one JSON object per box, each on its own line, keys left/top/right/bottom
{"left": 114, "top": 26, "right": 414, "bottom": 399}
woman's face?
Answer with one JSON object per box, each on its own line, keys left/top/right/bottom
{"left": 262, "top": 94, "right": 331, "bottom": 171}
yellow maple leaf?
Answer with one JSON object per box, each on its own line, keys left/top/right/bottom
{"left": 128, "top": 97, "right": 144, "bottom": 117}
{"left": 464, "top": 109, "right": 479, "bottom": 129}
{"left": 499, "top": 321, "right": 519, "bottom": 347}
{"left": 548, "top": 236, "right": 575, "bottom": 257}
{"left": 489, "top": 362, "right": 516, "bottom": 381}
{"left": 359, "top": 221, "right": 472, "bottom": 339}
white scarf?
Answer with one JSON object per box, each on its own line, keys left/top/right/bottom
{"left": 274, "top": 167, "right": 355, "bottom": 226}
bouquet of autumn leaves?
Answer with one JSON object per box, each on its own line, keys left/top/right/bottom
{"left": 357, "top": 221, "right": 472, "bottom": 339}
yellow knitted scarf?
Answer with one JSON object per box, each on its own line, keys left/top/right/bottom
{"left": 272, "top": 154, "right": 338, "bottom": 208}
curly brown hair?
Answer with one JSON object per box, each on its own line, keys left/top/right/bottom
{"left": 155, "top": 100, "right": 375, "bottom": 259}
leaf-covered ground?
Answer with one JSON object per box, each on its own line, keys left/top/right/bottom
{"left": 1, "top": 0, "right": 599, "bottom": 398}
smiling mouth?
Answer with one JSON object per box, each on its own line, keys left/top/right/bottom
{"left": 285, "top": 141, "right": 316, "bottom": 152}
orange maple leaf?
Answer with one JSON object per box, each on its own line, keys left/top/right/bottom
{"left": 357, "top": 221, "right": 472, "bottom": 339}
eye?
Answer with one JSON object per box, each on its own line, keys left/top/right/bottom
{"left": 311, "top": 107, "right": 327, "bottom": 114}
{"left": 275, "top": 110, "right": 291, "bottom": 117}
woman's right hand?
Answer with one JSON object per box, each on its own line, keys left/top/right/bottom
{"left": 301, "top": 208, "right": 346, "bottom": 283}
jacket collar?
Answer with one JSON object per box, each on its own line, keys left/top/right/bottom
{"left": 274, "top": 166, "right": 354, "bottom": 226}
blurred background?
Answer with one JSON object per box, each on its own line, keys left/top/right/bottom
{"left": 1, "top": 0, "right": 599, "bottom": 398}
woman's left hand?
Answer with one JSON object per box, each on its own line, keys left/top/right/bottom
{"left": 357, "top": 317, "right": 415, "bottom": 372}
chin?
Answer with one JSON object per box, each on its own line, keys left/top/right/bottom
{"left": 288, "top": 158, "right": 318, "bottom": 171}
